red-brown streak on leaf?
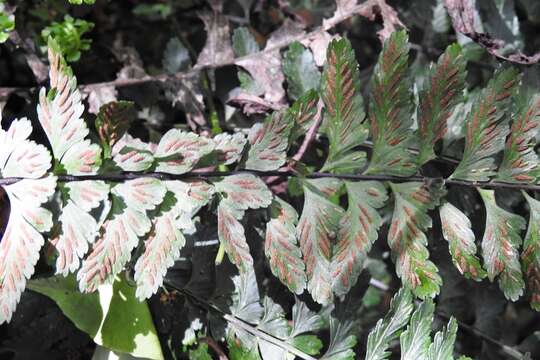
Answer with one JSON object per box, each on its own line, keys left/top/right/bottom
{"left": 218, "top": 202, "right": 253, "bottom": 272}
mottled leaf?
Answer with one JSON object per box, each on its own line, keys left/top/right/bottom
{"left": 37, "top": 38, "right": 101, "bottom": 175}
{"left": 298, "top": 178, "right": 344, "bottom": 305}
{"left": 478, "top": 189, "right": 525, "bottom": 301}
{"left": 155, "top": 129, "right": 215, "bottom": 174}
{"left": 388, "top": 182, "right": 444, "bottom": 298}
{"left": 213, "top": 132, "right": 247, "bottom": 165}
{"left": 218, "top": 200, "right": 253, "bottom": 273}
{"left": 54, "top": 181, "right": 110, "bottom": 276}
{"left": 0, "top": 176, "right": 56, "bottom": 324}
{"left": 399, "top": 300, "right": 435, "bottom": 360}
{"left": 365, "top": 288, "right": 414, "bottom": 360}
{"left": 417, "top": 44, "right": 467, "bottom": 165}
{"left": 367, "top": 31, "right": 416, "bottom": 176}
{"left": 78, "top": 178, "right": 166, "bottom": 292}
{"left": 451, "top": 68, "right": 520, "bottom": 181}
{"left": 287, "top": 90, "right": 320, "bottom": 141}
{"left": 439, "top": 202, "right": 486, "bottom": 281}
{"left": 245, "top": 111, "right": 294, "bottom": 171}
{"left": 214, "top": 173, "right": 273, "bottom": 212}
{"left": 265, "top": 197, "right": 306, "bottom": 294}
{"left": 498, "top": 92, "right": 540, "bottom": 182}
{"left": 282, "top": 42, "right": 321, "bottom": 100}
{"left": 332, "top": 181, "right": 387, "bottom": 296}
{"left": 95, "top": 101, "right": 135, "bottom": 153}
{"left": 521, "top": 192, "right": 540, "bottom": 310}
{"left": 321, "top": 38, "right": 368, "bottom": 174}
{"left": 134, "top": 181, "right": 213, "bottom": 299}
{"left": 112, "top": 134, "right": 155, "bottom": 172}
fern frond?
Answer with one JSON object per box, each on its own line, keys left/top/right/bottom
{"left": 245, "top": 111, "right": 294, "bottom": 171}
{"left": 0, "top": 118, "right": 55, "bottom": 324}
{"left": 399, "top": 299, "right": 434, "bottom": 360}
{"left": 388, "top": 182, "right": 444, "bottom": 298}
{"left": 498, "top": 91, "right": 540, "bottom": 183}
{"left": 478, "top": 189, "right": 525, "bottom": 301}
{"left": 440, "top": 202, "right": 486, "bottom": 281}
{"left": 288, "top": 89, "right": 319, "bottom": 141}
{"left": 365, "top": 288, "right": 414, "bottom": 360}
{"left": 134, "top": 181, "right": 214, "bottom": 299}
{"left": 331, "top": 181, "right": 387, "bottom": 296}
{"left": 320, "top": 38, "right": 368, "bottom": 174}
{"left": 451, "top": 68, "right": 520, "bottom": 181}
{"left": 417, "top": 44, "right": 466, "bottom": 165}
{"left": 155, "top": 129, "right": 215, "bottom": 174}
{"left": 0, "top": 177, "right": 56, "bottom": 324}
{"left": 366, "top": 30, "right": 416, "bottom": 176}
{"left": 427, "top": 317, "right": 458, "bottom": 360}
{"left": 53, "top": 181, "right": 109, "bottom": 275}
{"left": 78, "top": 178, "right": 166, "bottom": 292}
{"left": 213, "top": 133, "right": 247, "bottom": 165}
{"left": 298, "top": 178, "right": 344, "bottom": 304}
{"left": 521, "top": 192, "right": 540, "bottom": 310}
{"left": 112, "top": 134, "right": 155, "bottom": 171}
{"left": 265, "top": 197, "right": 306, "bottom": 294}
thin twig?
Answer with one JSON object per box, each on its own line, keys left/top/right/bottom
{"left": 292, "top": 99, "right": 324, "bottom": 162}
{"left": 0, "top": 1, "right": 387, "bottom": 96}
{"left": 1, "top": 170, "right": 539, "bottom": 192}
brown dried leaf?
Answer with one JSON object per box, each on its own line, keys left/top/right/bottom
{"left": 445, "top": 0, "right": 540, "bottom": 64}
{"left": 196, "top": 12, "right": 235, "bottom": 67}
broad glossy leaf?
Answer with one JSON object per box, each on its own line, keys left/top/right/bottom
{"left": 332, "top": 181, "right": 387, "bottom": 296}
{"left": 78, "top": 178, "right": 166, "bottom": 292}
{"left": 0, "top": 176, "right": 56, "bottom": 323}
{"left": 54, "top": 181, "right": 110, "bottom": 276}
{"left": 417, "top": 44, "right": 466, "bottom": 165}
{"left": 521, "top": 192, "right": 540, "bottom": 310}
{"left": 365, "top": 288, "right": 414, "bottom": 360}
{"left": 498, "top": 92, "right": 540, "bottom": 182}
{"left": 366, "top": 31, "right": 416, "bottom": 176}
{"left": 321, "top": 38, "right": 368, "bottom": 174}
{"left": 245, "top": 112, "right": 294, "bottom": 171}
{"left": 388, "top": 182, "right": 444, "bottom": 298}
{"left": 155, "top": 129, "right": 215, "bottom": 174}
{"left": 298, "top": 178, "right": 344, "bottom": 305}
{"left": 440, "top": 202, "right": 486, "bottom": 281}
{"left": 399, "top": 300, "right": 435, "bottom": 360}
{"left": 282, "top": 42, "right": 321, "bottom": 100}
{"left": 427, "top": 317, "right": 458, "bottom": 360}
{"left": 265, "top": 197, "right": 306, "bottom": 294}
{"left": 478, "top": 189, "right": 525, "bottom": 301}
{"left": 451, "top": 68, "right": 520, "bottom": 181}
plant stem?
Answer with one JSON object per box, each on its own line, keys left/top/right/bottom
{"left": 3, "top": 170, "right": 539, "bottom": 192}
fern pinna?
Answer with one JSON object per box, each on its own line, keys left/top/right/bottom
{"left": 1, "top": 31, "right": 540, "bottom": 358}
